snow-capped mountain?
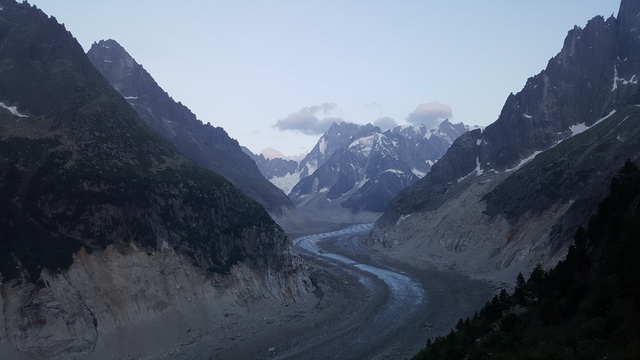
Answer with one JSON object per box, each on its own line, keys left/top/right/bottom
{"left": 289, "top": 120, "right": 470, "bottom": 213}
{"left": 246, "top": 122, "right": 362, "bottom": 194}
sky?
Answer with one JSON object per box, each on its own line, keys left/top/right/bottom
{"left": 29, "top": 0, "right": 621, "bottom": 158}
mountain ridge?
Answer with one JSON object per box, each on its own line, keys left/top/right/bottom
{"left": 86, "top": 39, "right": 294, "bottom": 215}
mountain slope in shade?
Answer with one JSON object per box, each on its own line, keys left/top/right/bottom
{"left": 87, "top": 39, "right": 293, "bottom": 215}
{"left": 0, "top": 2, "right": 307, "bottom": 358}
{"left": 414, "top": 161, "right": 640, "bottom": 359}
{"left": 290, "top": 120, "right": 469, "bottom": 214}
{"left": 372, "top": 0, "right": 640, "bottom": 284}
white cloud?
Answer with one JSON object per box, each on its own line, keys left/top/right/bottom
{"left": 273, "top": 103, "right": 344, "bottom": 135}
{"left": 406, "top": 102, "right": 453, "bottom": 127}
{"left": 373, "top": 116, "right": 398, "bottom": 130}
{"left": 261, "top": 147, "right": 285, "bottom": 160}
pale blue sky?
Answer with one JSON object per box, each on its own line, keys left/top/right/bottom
{"left": 30, "top": 0, "right": 621, "bottom": 157}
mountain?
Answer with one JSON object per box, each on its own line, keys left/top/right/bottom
{"left": 414, "top": 161, "right": 640, "bottom": 359}
{"left": 297, "top": 122, "right": 363, "bottom": 179}
{"left": 371, "top": 0, "right": 640, "bottom": 284}
{"left": 0, "top": 2, "right": 307, "bottom": 358}
{"left": 290, "top": 120, "right": 469, "bottom": 215}
{"left": 86, "top": 39, "right": 293, "bottom": 215}
{"left": 241, "top": 146, "right": 299, "bottom": 194}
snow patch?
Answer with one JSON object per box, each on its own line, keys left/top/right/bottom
{"left": 612, "top": 65, "right": 638, "bottom": 91}
{"left": 411, "top": 168, "right": 427, "bottom": 178}
{"left": 103, "top": 60, "right": 113, "bottom": 63}
{"left": 348, "top": 134, "right": 376, "bottom": 157}
{"left": 305, "top": 160, "right": 318, "bottom": 176}
{"left": 0, "top": 102, "right": 29, "bottom": 118}
{"left": 269, "top": 171, "right": 301, "bottom": 195}
{"left": 396, "top": 214, "right": 411, "bottom": 226}
{"left": 569, "top": 109, "right": 616, "bottom": 136}
{"left": 456, "top": 170, "right": 475, "bottom": 183}
{"left": 318, "top": 137, "right": 327, "bottom": 156}
{"left": 124, "top": 96, "right": 138, "bottom": 100}
{"left": 523, "top": 113, "right": 533, "bottom": 119}
{"left": 569, "top": 123, "right": 589, "bottom": 136}
{"left": 475, "top": 157, "right": 484, "bottom": 176}
{"left": 476, "top": 138, "right": 482, "bottom": 146}
{"left": 616, "top": 116, "right": 630, "bottom": 128}
{"left": 506, "top": 151, "right": 543, "bottom": 172}
{"left": 355, "top": 176, "right": 369, "bottom": 189}
{"left": 384, "top": 169, "right": 404, "bottom": 174}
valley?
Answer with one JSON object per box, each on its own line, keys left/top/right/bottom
{"left": 1, "top": 0, "right": 640, "bottom": 358}
{"left": 144, "top": 222, "right": 493, "bottom": 360}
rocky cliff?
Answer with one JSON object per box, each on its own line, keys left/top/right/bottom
{"left": 86, "top": 39, "right": 293, "bottom": 215}
{"left": 0, "top": 1, "right": 308, "bottom": 358}
{"left": 372, "top": 0, "right": 640, "bottom": 284}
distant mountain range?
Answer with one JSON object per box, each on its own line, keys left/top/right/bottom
{"left": 87, "top": 39, "right": 293, "bottom": 215}
{"left": 371, "top": 0, "right": 640, "bottom": 284}
{"left": 246, "top": 119, "right": 471, "bottom": 215}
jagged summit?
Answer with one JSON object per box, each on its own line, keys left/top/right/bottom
{"left": 87, "top": 39, "right": 294, "bottom": 214}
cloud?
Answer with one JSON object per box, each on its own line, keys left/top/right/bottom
{"left": 406, "top": 102, "right": 453, "bottom": 127}
{"left": 273, "top": 103, "right": 343, "bottom": 135}
{"left": 373, "top": 116, "right": 398, "bottom": 130}
{"left": 261, "top": 147, "right": 285, "bottom": 160}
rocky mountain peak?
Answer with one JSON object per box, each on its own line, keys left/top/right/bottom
{"left": 88, "top": 39, "right": 142, "bottom": 96}
{"left": 297, "top": 121, "right": 361, "bottom": 178}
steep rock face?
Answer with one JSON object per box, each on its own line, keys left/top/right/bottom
{"left": 291, "top": 120, "right": 469, "bottom": 214}
{"left": 0, "top": 2, "right": 307, "bottom": 358}
{"left": 380, "top": 7, "right": 640, "bottom": 226}
{"left": 373, "top": 1, "right": 640, "bottom": 282}
{"left": 86, "top": 39, "right": 293, "bottom": 215}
